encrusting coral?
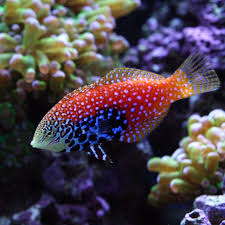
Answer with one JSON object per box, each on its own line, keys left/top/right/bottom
{"left": 147, "top": 109, "right": 225, "bottom": 207}
{"left": 0, "top": 0, "right": 138, "bottom": 98}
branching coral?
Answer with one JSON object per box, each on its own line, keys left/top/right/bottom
{"left": 147, "top": 109, "right": 225, "bottom": 207}
{"left": 0, "top": 0, "right": 138, "bottom": 97}
{"left": 123, "top": 0, "right": 225, "bottom": 72}
{"left": 0, "top": 0, "right": 139, "bottom": 169}
{"left": 57, "top": 0, "right": 141, "bottom": 19}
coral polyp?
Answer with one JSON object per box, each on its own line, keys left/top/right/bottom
{"left": 147, "top": 109, "right": 225, "bottom": 207}
{"left": 0, "top": 0, "right": 140, "bottom": 169}
{"left": 0, "top": 0, "right": 139, "bottom": 96}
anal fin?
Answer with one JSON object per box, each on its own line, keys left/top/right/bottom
{"left": 88, "top": 144, "right": 113, "bottom": 164}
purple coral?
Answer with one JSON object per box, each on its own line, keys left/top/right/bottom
{"left": 123, "top": 0, "right": 225, "bottom": 72}
{"left": 180, "top": 209, "right": 211, "bottom": 225}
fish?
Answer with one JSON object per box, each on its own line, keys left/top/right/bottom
{"left": 31, "top": 52, "right": 220, "bottom": 163}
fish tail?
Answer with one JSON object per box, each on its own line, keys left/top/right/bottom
{"left": 171, "top": 52, "right": 220, "bottom": 99}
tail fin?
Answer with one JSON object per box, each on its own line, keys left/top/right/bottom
{"left": 171, "top": 52, "right": 220, "bottom": 99}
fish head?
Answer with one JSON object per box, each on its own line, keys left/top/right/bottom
{"left": 30, "top": 115, "right": 67, "bottom": 152}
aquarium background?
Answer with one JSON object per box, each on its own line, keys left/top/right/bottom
{"left": 0, "top": 0, "right": 225, "bottom": 225}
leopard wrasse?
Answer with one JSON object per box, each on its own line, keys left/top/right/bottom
{"left": 31, "top": 52, "right": 220, "bottom": 163}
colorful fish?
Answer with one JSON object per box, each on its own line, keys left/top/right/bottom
{"left": 31, "top": 52, "right": 220, "bottom": 163}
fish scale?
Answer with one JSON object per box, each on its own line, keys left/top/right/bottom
{"left": 31, "top": 52, "right": 220, "bottom": 163}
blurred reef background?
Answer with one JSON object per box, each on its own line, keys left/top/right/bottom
{"left": 0, "top": 0, "right": 224, "bottom": 225}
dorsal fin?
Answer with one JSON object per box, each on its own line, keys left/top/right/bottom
{"left": 67, "top": 68, "right": 165, "bottom": 98}
{"left": 97, "top": 68, "right": 165, "bottom": 86}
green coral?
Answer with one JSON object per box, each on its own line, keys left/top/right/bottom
{"left": 0, "top": 0, "right": 140, "bottom": 169}
{"left": 0, "top": 0, "right": 137, "bottom": 97}
{"left": 147, "top": 109, "right": 225, "bottom": 207}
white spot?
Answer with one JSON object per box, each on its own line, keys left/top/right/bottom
{"left": 137, "top": 96, "right": 142, "bottom": 100}
{"left": 153, "top": 97, "right": 157, "bottom": 101}
{"left": 128, "top": 97, "right": 132, "bottom": 102}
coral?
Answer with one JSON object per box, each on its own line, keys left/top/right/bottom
{"left": 123, "top": 0, "right": 225, "bottom": 72}
{"left": 57, "top": 0, "right": 141, "bottom": 19}
{"left": 194, "top": 195, "right": 225, "bottom": 225}
{"left": 180, "top": 208, "right": 211, "bottom": 225}
{"left": 181, "top": 193, "right": 225, "bottom": 225}
{"left": 0, "top": 0, "right": 140, "bottom": 171}
{"left": 0, "top": 152, "right": 110, "bottom": 225}
{"left": 147, "top": 109, "right": 225, "bottom": 206}
{"left": 0, "top": 0, "right": 138, "bottom": 98}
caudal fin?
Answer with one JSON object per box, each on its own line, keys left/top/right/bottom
{"left": 171, "top": 52, "right": 220, "bottom": 99}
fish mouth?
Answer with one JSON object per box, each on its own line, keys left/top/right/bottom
{"left": 30, "top": 140, "right": 35, "bottom": 147}
{"left": 30, "top": 139, "right": 39, "bottom": 148}
{"left": 30, "top": 134, "right": 46, "bottom": 148}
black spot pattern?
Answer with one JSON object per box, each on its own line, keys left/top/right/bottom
{"left": 64, "top": 108, "right": 128, "bottom": 153}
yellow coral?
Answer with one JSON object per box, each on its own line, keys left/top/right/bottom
{"left": 0, "top": 0, "right": 139, "bottom": 97}
{"left": 147, "top": 109, "right": 225, "bottom": 207}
